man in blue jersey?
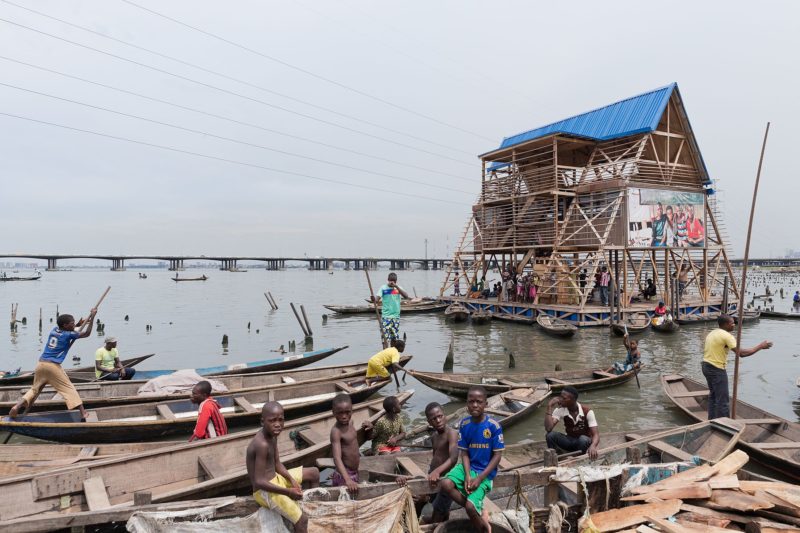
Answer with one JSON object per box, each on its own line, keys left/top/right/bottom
{"left": 440, "top": 385, "right": 503, "bottom": 532}
{"left": 9, "top": 308, "right": 98, "bottom": 420}
{"left": 376, "top": 272, "right": 409, "bottom": 342}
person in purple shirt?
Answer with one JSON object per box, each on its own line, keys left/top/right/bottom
{"left": 9, "top": 307, "right": 97, "bottom": 420}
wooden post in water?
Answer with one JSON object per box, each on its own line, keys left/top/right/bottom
{"left": 300, "top": 305, "right": 313, "bottom": 337}
{"left": 364, "top": 270, "right": 387, "bottom": 349}
{"left": 289, "top": 303, "right": 309, "bottom": 337}
{"left": 38, "top": 307, "right": 42, "bottom": 335}
{"left": 722, "top": 276, "right": 729, "bottom": 314}
{"left": 732, "top": 122, "right": 770, "bottom": 419}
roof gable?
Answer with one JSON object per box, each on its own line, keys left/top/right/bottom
{"left": 496, "top": 83, "right": 676, "bottom": 150}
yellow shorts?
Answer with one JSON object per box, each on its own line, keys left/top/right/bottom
{"left": 22, "top": 361, "right": 83, "bottom": 409}
{"left": 253, "top": 466, "right": 303, "bottom": 524}
{"left": 365, "top": 359, "right": 389, "bottom": 379}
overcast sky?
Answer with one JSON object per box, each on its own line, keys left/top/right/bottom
{"left": 1, "top": 0, "right": 797, "bottom": 258}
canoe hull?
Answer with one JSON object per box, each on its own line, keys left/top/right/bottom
{"left": 0, "top": 355, "right": 155, "bottom": 386}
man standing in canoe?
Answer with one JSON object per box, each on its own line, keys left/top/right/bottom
{"left": 9, "top": 308, "right": 98, "bottom": 420}
{"left": 377, "top": 272, "right": 409, "bottom": 343}
{"left": 702, "top": 314, "right": 773, "bottom": 419}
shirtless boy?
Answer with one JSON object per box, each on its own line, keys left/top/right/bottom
{"left": 397, "top": 401, "right": 459, "bottom": 523}
{"left": 246, "top": 402, "right": 320, "bottom": 532}
{"left": 330, "top": 393, "right": 371, "bottom": 494}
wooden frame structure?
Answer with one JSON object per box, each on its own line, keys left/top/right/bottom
{"left": 441, "top": 84, "right": 737, "bottom": 326}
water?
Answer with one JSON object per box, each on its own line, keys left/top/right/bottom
{"left": 2, "top": 268, "right": 799, "bottom": 446}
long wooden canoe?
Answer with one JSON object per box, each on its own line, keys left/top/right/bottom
{"left": 0, "top": 354, "right": 155, "bottom": 386}
{"left": 0, "top": 273, "right": 42, "bottom": 282}
{"left": 0, "top": 377, "right": 391, "bottom": 443}
{"left": 443, "top": 303, "right": 469, "bottom": 322}
{"left": 400, "top": 386, "right": 550, "bottom": 447}
{"left": 610, "top": 312, "right": 650, "bottom": 336}
{"left": 470, "top": 308, "right": 492, "bottom": 325}
{"left": 662, "top": 374, "right": 800, "bottom": 480}
{"left": 0, "top": 355, "right": 411, "bottom": 414}
{"left": 171, "top": 275, "right": 207, "bottom": 282}
{"left": 409, "top": 366, "right": 639, "bottom": 399}
{"left": 323, "top": 302, "right": 447, "bottom": 315}
{"left": 121, "top": 345, "right": 347, "bottom": 380}
{"left": 761, "top": 309, "right": 800, "bottom": 320}
{"left": 537, "top": 314, "right": 577, "bottom": 337}
{"left": 0, "top": 392, "right": 413, "bottom": 523}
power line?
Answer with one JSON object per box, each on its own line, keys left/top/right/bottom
{"left": 120, "top": 0, "right": 496, "bottom": 142}
{"left": 1, "top": 0, "right": 477, "bottom": 157}
{"left": 0, "top": 111, "right": 471, "bottom": 206}
{"left": 0, "top": 16, "right": 475, "bottom": 167}
{"left": 0, "top": 81, "right": 474, "bottom": 195}
{"left": 0, "top": 55, "right": 474, "bottom": 182}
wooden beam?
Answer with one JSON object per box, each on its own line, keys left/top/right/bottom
{"left": 82, "top": 476, "right": 111, "bottom": 511}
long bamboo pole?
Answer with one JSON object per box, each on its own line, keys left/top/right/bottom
{"left": 731, "top": 122, "right": 770, "bottom": 418}
{"left": 364, "top": 270, "right": 388, "bottom": 349}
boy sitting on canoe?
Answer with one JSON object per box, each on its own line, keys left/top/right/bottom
{"left": 440, "top": 386, "right": 504, "bottom": 533}
{"left": 9, "top": 309, "right": 97, "bottom": 420}
{"left": 370, "top": 396, "right": 406, "bottom": 455}
{"left": 188, "top": 381, "right": 228, "bottom": 441}
{"left": 397, "top": 401, "right": 459, "bottom": 524}
{"left": 330, "top": 393, "right": 372, "bottom": 494}
{"left": 247, "top": 402, "right": 320, "bottom": 533}
{"left": 365, "top": 339, "right": 407, "bottom": 385}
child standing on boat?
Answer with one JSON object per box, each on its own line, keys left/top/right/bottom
{"left": 247, "top": 402, "right": 320, "bottom": 533}
{"left": 440, "top": 386, "right": 504, "bottom": 533}
{"left": 370, "top": 396, "right": 406, "bottom": 454}
{"left": 377, "top": 272, "right": 409, "bottom": 342}
{"left": 330, "top": 393, "right": 371, "bottom": 494}
{"left": 365, "top": 339, "right": 407, "bottom": 385}
{"left": 9, "top": 309, "right": 98, "bottom": 420}
{"left": 188, "top": 381, "right": 228, "bottom": 441}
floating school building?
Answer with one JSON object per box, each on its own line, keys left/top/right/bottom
{"left": 440, "top": 83, "right": 737, "bottom": 326}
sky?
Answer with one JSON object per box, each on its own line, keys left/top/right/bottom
{"left": 1, "top": 0, "right": 798, "bottom": 259}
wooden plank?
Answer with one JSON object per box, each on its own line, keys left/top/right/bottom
{"left": 708, "top": 450, "right": 749, "bottom": 477}
{"left": 708, "top": 474, "right": 740, "bottom": 490}
{"left": 78, "top": 446, "right": 99, "bottom": 459}
{"left": 671, "top": 391, "right": 710, "bottom": 398}
{"left": 498, "top": 379, "right": 526, "bottom": 387}
{"left": 499, "top": 457, "right": 514, "bottom": 470}
{"left": 316, "top": 458, "right": 335, "bottom": 469}
{"left": 711, "top": 489, "right": 774, "bottom": 512}
{"left": 32, "top": 468, "right": 90, "bottom": 501}
{"left": 735, "top": 418, "right": 781, "bottom": 425}
{"left": 234, "top": 397, "right": 257, "bottom": 413}
{"left": 741, "top": 481, "right": 800, "bottom": 495}
{"left": 156, "top": 404, "right": 176, "bottom": 420}
{"left": 647, "top": 440, "right": 694, "bottom": 461}
{"left": 198, "top": 456, "right": 226, "bottom": 480}
{"left": 593, "top": 371, "right": 616, "bottom": 378}
{"left": 680, "top": 502, "right": 751, "bottom": 524}
{"left": 84, "top": 411, "right": 99, "bottom": 422}
{"left": 298, "top": 428, "right": 328, "bottom": 446}
{"left": 82, "top": 476, "right": 111, "bottom": 511}
{"left": 335, "top": 381, "right": 354, "bottom": 393}
{"left": 621, "top": 483, "right": 711, "bottom": 502}
{"left": 586, "top": 499, "right": 682, "bottom": 532}
{"left": 484, "top": 408, "right": 511, "bottom": 417}
{"left": 751, "top": 442, "right": 800, "bottom": 450}
{"left": 396, "top": 457, "right": 426, "bottom": 479}
{"left": 755, "top": 490, "right": 800, "bottom": 518}
{"left": 676, "top": 511, "right": 731, "bottom": 529}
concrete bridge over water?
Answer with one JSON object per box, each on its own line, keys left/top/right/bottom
{"left": 0, "top": 253, "right": 453, "bottom": 272}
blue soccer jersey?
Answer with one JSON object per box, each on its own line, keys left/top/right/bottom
{"left": 40, "top": 328, "right": 80, "bottom": 364}
{"left": 457, "top": 415, "right": 504, "bottom": 480}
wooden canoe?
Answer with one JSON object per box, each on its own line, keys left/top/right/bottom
{"left": 400, "top": 386, "right": 550, "bottom": 447}
{"left": 470, "top": 309, "right": 492, "bottom": 325}
{"left": 171, "top": 275, "right": 207, "bottom": 281}
{"left": 491, "top": 313, "right": 535, "bottom": 325}
{"left": 0, "top": 354, "right": 155, "bottom": 386}
{"left": 651, "top": 315, "right": 679, "bottom": 332}
{"left": 761, "top": 309, "right": 800, "bottom": 320}
{"left": 443, "top": 303, "right": 469, "bottom": 322}
{"left": 662, "top": 374, "right": 800, "bottom": 481}
{"left": 675, "top": 314, "right": 718, "bottom": 325}
{"left": 537, "top": 314, "right": 577, "bottom": 337}
{"left": 409, "top": 366, "right": 639, "bottom": 399}
{"left": 120, "top": 345, "right": 347, "bottom": 381}
{"left": 0, "top": 355, "right": 411, "bottom": 415}
{"left": 732, "top": 309, "right": 761, "bottom": 324}
{"left": 323, "top": 302, "right": 448, "bottom": 315}
{"left": 610, "top": 312, "right": 650, "bottom": 336}
{"left": 0, "top": 377, "right": 392, "bottom": 443}
{"left": 0, "top": 392, "right": 413, "bottom": 523}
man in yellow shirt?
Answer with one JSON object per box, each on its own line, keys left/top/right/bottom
{"left": 95, "top": 337, "right": 136, "bottom": 380}
{"left": 702, "top": 315, "right": 772, "bottom": 419}
{"left": 365, "top": 340, "right": 407, "bottom": 385}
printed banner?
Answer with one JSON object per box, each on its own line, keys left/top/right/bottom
{"left": 627, "top": 188, "right": 705, "bottom": 247}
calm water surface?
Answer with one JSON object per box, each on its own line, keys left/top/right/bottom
{"left": 2, "top": 268, "right": 798, "bottom": 445}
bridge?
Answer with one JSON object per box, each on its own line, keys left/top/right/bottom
{"left": 728, "top": 258, "right": 800, "bottom": 268}
{"left": 0, "top": 253, "right": 453, "bottom": 272}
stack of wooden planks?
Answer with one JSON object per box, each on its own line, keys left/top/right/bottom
{"left": 578, "top": 450, "right": 800, "bottom": 532}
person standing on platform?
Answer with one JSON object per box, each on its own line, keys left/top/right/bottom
{"left": 9, "top": 308, "right": 98, "bottom": 420}
{"left": 599, "top": 266, "right": 610, "bottom": 306}
{"left": 95, "top": 337, "right": 136, "bottom": 381}
{"left": 702, "top": 315, "right": 773, "bottom": 419}
{"left": 377, "top": 272, "right": 409, "bottom": 343}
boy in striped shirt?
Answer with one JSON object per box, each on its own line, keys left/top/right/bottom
{"left": 189, "top": 381, "right": 228, "bottom": 441}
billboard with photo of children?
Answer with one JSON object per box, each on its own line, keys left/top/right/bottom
{"left": 627, "top": 188, "right": 705, "bottom": 248}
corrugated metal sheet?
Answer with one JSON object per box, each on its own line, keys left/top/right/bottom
{"left": 496, "top": 83, "right": 676, "bottom": 150}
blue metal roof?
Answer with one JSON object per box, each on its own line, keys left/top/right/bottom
{"left": 493, "top": 83, "right": 676, "bottom": 152}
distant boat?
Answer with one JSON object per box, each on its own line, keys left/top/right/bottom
{"left": 171, "top": 275, "right": 208, "bottom": 282}
{"left": 536, "top": 314, "right": 577, "bottom": 338}
{"left": 0, "top": 272, "right": 42, "bottom": 282}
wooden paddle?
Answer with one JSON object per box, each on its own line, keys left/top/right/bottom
{"left": 365, "top": 270, "right": 400, "bottom": 388}
{"left": 625, "top": 324, "right": 641, "bottom": 389}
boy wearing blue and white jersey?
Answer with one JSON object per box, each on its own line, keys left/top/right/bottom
{"left": 441, "top": 385, "right": 503, "bottom": 533}
{"left": 9, "top": 309, "right": 97, "bottom": 420}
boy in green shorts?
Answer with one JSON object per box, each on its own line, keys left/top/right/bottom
{"left": 440, "top": 385, "right": 503, "bottom": 532}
